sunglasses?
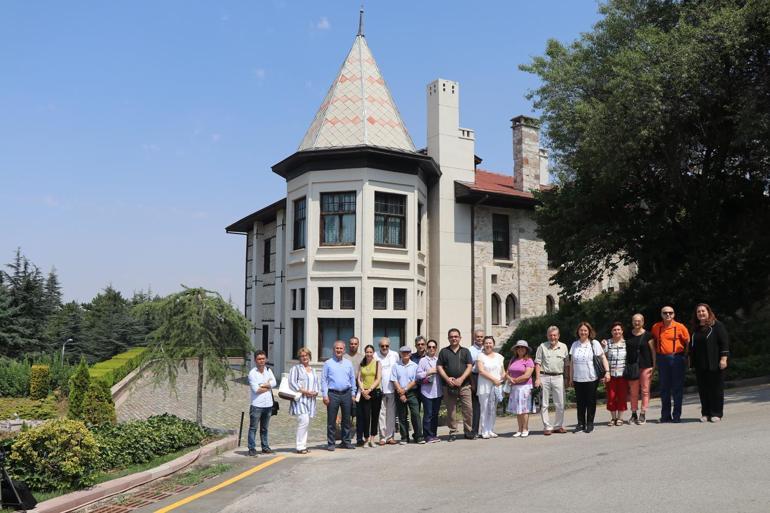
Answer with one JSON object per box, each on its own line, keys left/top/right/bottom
{"left": 380, "top": 345, "right": 389, "bottom": 348}
{"left": 662, "top": 311, "right": 674, "bottom": 315}
{"left": 427, "top": 345, "right": 437, "bottom": 349}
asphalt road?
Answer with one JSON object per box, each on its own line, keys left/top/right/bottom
{"left": 143, "top": 384, "right": 770, "bottom": 513}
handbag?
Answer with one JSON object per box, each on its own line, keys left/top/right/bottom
{"left": 278, "top": 372, "right": 302, "bottom": 401}
{"left": 623, "top": 337, "right": 641, "bottom": 380}
{"left": 271, "top": 400, "right": 279, "bottom": 416}
{"left": 591, "top": 341, "right": 605, "bottom": 380}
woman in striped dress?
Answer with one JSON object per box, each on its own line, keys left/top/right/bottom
{"left": 289, "top": 346, "right": 321, "bottom": 454}
{"left": 603, "top": 322, "right": 628, "bottom": 426}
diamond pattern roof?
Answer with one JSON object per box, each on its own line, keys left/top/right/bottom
{"left": 298, "top": 34, "right": 416, "bottom": 153}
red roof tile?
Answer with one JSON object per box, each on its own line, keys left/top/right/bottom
{"left": 460, "top": 168, "right": 550, "bottom": 198}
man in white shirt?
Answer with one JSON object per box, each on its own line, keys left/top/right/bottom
{"left": 247, "top": 350, "right": 276, "bottom": 456}
{"left": 375, "top": 337, "right": 399, "bottom": 445}
{"left": 468, "top": 329, "right": 485, "bottom": 439}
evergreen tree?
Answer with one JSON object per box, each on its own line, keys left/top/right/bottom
{"left": 44, "top": 301, "right": 84, "bottom": 361}
{"left": 81, "top": 286, "right": 142, "bottom": 363}
{"left": 1, "top": 249, "right": 45, "bottom": 355}
{"left": 0, "top": 281, "right": 25, "bottom": 357}
{"left": 43, "top": 267, "right": 63, "bottom": 317}
{"left": 145, "top": 287, "right": 250, "bottom": 426}
{"left": 68, "top": 357, "right": 90, "bottom": 420}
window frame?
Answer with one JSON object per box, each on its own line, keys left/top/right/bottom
{"left": 374, "top": 192, "right": 406, "bottom": 248}
{"left": 318, "top": 287, "right": 333, "bottom": 310}
{"left": 393, "top": 288, "right": 406, "bottom": 310}
{"left": 340, "top": 287, "right": 355, "bottom": 310}
{"left": 373, "top": 287, "right": 387, "bottom": 310}
{"left": 320, "top": 191, "right": 356, "bottom": 246}
{"left": 263, "top": 237, "right": 273, "bottom": 273}
{"left": 318, "top": 318, "right": 354, "bottom": 361}
{"left": 492, "top": 214, "right": 510, "bottom": 260}
{"left": 293, "top": 197, "right": 306, "bottom": 250}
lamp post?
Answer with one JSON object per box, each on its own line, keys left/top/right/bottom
{"left": 61, "top": 338, "right": 73, "bottom": 362}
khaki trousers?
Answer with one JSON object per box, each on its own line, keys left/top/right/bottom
{"left": 442, "top": 384, "right": 473, "bottom": 435}
{"left": 540, "top": 374, "right": 565, "bottom": 430}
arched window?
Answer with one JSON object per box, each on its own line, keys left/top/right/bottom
{"left": 546, "top": 295, "right": 556, "bottom": 315}
{"left": 491, "top": 294, "right": 501, "bottom": 325}
{"left": 505, "top": 294, "right": 517, "bottom": 325}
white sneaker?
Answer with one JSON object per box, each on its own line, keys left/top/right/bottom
{"left": 512, "top": 431, "right": 522, "bottom": 438}
{"left": 489, "top": 432, "right": 499, "bottom": 438}
{"left": 521, "top": 431, "right": 530, "bottom": 438}
{"left": 710, "top": 417, "right": 721, "bottom": 422}
{"left": 481, "top": 433, "right": 490, "bottom": 439}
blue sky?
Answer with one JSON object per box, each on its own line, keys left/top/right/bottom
{"left": 0, "top": 1, "right": 602, "bottom": 308}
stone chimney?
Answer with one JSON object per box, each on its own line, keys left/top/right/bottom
{"left": 511, "top": 115, "right": 541, "bottom": 193}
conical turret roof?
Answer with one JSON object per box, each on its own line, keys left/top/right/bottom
{"left": 298, "top": 24, "right": 416, "bottom": 153}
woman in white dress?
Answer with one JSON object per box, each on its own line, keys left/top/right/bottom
{"left": 289, "top": 346, "right": 321, "bottom": 454}
{"left": 476, "top": 336, "right": 505, "bottom": 439}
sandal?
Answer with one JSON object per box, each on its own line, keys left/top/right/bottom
{"left": 615, "top": 419, "right": 624, "bottom": 426}
{"left": 608, "top": 420, "right": 615, "bottom": 427}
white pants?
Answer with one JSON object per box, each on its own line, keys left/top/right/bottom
{"left": 296, "top": 413, "right": 310, "bottom": 450}
{"left": 540, "top": 374, "right": 565, "bottom": 430}
{"left": 478, "top": 392, "right": 498, "bottom": 436}
{"left": 379, "top": 393, "right": 396, "bottom": 440}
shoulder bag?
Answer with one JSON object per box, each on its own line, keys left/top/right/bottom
{"left": 591, "top": 341, "right": 605, "bottom": 381}
{"left": 623, "top": 337, "right": 641, "bottom": 380}
{"left": 278, "top": 371, "right": 302, "bottom": 401}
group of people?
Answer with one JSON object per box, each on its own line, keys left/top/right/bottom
{"left": 245, "top": 303, "right": 729, "bottom": 455}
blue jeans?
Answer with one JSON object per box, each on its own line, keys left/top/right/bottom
{"left": 327, "top": 390, "right": 353, "bottom": 446}
{"left": 422, "top": 396, "right": 442, "bottom": 439}
{"left": 657, "top": 354, "right": 686, "bottom": 420}
{"left": 248, "top": 405, "right": 272, "bottom": 451}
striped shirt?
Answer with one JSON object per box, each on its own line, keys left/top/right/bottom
{"left": 288, "top": 364, "right": 320, "bottom": 417}
{"left": 606, "top": 341, "right": 627, "bottom": 377}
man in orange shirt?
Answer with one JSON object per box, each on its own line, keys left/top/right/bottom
{"left": 651, "top": 306, "right": 690, "bottom": 423}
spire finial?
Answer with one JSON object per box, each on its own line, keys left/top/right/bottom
{"left": 357, "top": 6, "right": 365, "bottom": 36}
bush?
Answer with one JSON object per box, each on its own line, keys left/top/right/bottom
{"left": 0, "top": 397, "right": 58, "bottom": 420}
{"left": 9, "top": 419, "right": 100, "bottom": 491}
{"left": 29, "top": 365, "right": 50, "bottom": 400}
{"left": 81, "top": 380, "right": 116, "bottom": 426}
{"left": 68, "top": 357, "right": 90, "bottom": 420}
{"left": 0, "top": 358, "right": 30, "bottom": 397}
{"left": 93, "top": 414, "right": 207, "bottom": 471}
{"left": 89, "top": 347, "right": 146, "bottom": 387}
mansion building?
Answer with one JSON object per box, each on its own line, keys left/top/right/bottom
{"left": 226, "top": 23, "right": 628, "bottom": 374}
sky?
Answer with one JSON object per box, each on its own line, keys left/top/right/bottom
{"left": 0, "top": 1, "right": 603, "bottom": 309}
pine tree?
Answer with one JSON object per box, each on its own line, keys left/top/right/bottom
{"left": 44, "top": 301, "right": 84, "bottom": 361}
{"left": 43, "top": 267, "right": 63, "bottom": 317}
{"left": 81, "top": 286, "right": 142, "bottom": 362}
{"left": 68, "top": 357, "right": 90, "bottom": 420}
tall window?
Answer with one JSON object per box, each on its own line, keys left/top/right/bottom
{"left": 373, "top": 288, "right": 387, "bottom": 310}
{"left": 506, "top": 294, "right": 517, "bottom": 325}
{"left": 374, "top": 192, "right": 406, "bottom": 247}
{"left": 341, "top": 287, "right": 355, "bottom": 309}
{"left": 299, "top": 288, "right": 305, "bottom": 310}
{"left": 293, "top": 197, "right": 306, "bottom": 250}
{"left": 417, "top": 203, "right": 423, "bottom": 251}
{"left": 321, "top": 192, "right": 356, "bottom": 245}
{"left": 318, "top": 318, "right": 354, "bottom": 360}
{"left": 491, "top": 294, "right": 501, "bottom": 325}
{"left": 373, "top": 319, "right": 405, "bottom": 348}
{"left": 394, "top": 288, "right": 406, "bottom": 310}
{"left": 318, "top": 287, "right": 333, "bottom": 309}
{"left": 546, "top": 295, "right": 556, "bottom": 315}
{"left": 492, "top": 214, "right": 510, "bottom": 259}
{"left": 292, "top": 318, "right": 305, "bottom": 359}
{"left": 263, "top": 237, "right": 273, "bottom": 273}
{"left": 262, "top": 325, "right": 269, "bottom": 357}
{"left": 291, "top": 289, "right": 297, "bottom": 310}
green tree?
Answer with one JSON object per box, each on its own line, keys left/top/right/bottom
{"left": 145, "top": 287, "right": 250, "bottom": 426}
{"left": 81, "top": 286, "right": 142, "bottom": 362}
{"left": 522, "top": 0, "right": 770, "bottom": 315}
{"left": 0, "top": 280, "right": 25, "bottom": 357}
{"left": 68, "top": 357, "right": 91, "bottom": 420}
{"left": 81, "top": 379, "right": 116, "bottom": 426}
{"left": 42, "top": 267, "right": 63, "bottom": 317}
{"left": 1, "top": 248, "right": 47, "bottom": 354}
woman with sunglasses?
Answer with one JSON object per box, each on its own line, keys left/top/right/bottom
{"left": 416, "top": 339, "right": 443, "bottom": 442}
{"left": 357, "top": 344, "right": 382, "bottom": 447}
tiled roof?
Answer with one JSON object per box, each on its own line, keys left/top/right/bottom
{"left": 461, "top": 169, "right": 541, "bottom": 198}
{"left": 297, "top": 33, "right": 416, "bottom": 153}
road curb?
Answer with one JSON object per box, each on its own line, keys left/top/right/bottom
{"left": 29, "top": 436, "right": 237, "bottom": 513}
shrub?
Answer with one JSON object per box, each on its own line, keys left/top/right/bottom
{"left": 0, "top": 357, "right": 30, "bottom": 397}
{"left": 0, "top": 397, "right": 58, "bottom": 420}
{"left": 68, "top": 357, "right": 90, "bottom": 420}
{"left": 29, "top": 365, "right": 50, "bottom": 400}
{"left": 9, "top": 419, "right": 100, "bottom": 491}
{"left": 93, "top": 414, "right": 207, "bottom": 471}
{"left": 88, "top": 347, "right": 146, "bottom": 387}
{"left": 81, "top": 380, "right": 116, "bottom": 426}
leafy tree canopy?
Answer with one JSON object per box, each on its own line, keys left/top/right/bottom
{"left": 523, "top": 0, "right": 770, "bottom": 314}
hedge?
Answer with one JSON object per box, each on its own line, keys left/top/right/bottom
{"left": 89, "top": 347, "right": 146, "bottom": 387}
{"left": 0, "top": 397, "right": 58, "bottom": 421}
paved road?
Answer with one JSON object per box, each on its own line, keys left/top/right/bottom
{"left": 136, "top": 384, "right": 770, "bottom": 513}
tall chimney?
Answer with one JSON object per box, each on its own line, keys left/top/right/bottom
{"left": 511, "top": 115, "right": 541, "bottom": 193}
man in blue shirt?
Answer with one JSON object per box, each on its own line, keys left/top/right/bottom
{"left": 322, "top": 340, "right": 357, "bottom": 451}
{"left": 391, "top": 345, "right": 424, "bottom": 444}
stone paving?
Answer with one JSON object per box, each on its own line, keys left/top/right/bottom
{"left": 117, "top": 362, "right": 329, "bottom": 447}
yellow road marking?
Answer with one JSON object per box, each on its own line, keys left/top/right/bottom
{"left": 153, "top": 456, "right": 286, "bottom": 513}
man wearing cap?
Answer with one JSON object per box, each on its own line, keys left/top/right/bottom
{"left": 651, "top": 306, "right": 690, "bottom": 423}
{"left": 375, "top": 337, "right": 400, "bottom": 445}
{"left": 468, "top": 329, "right": 485, "bottom": 439}
{"left": 391, "top": 345, "right": 424, "bottom": 444}
{"left": 534, "top": 326, "right": 569, "bottom": 435}
{"left": 437, "top": 328, "right": 474, "bottom": 441}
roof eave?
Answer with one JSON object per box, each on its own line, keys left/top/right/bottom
{"left": 454, "top": 182, "right": 540, "bottom": 209}
{"left": 225, "top": 197, "right": 287, "bottom": 234}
